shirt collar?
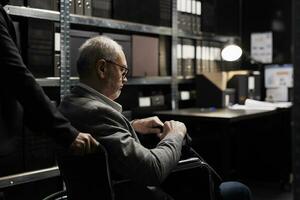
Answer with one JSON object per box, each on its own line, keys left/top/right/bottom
{"left": 78, "top": 83, "right": 123, "bottom": 113}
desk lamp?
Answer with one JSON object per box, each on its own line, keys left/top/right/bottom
{"left": 221, "top": 43, "right": 242, "bottom": 62}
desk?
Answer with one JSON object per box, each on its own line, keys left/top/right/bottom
{"left": 153, "top": 108, "right": 291, "bottom": 182}
{"left": 154, "top": 108, "right": 277, "bottom": 122}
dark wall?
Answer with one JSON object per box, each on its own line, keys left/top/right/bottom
{"left": 215, "top": 0, "right": 240, "bottom": 36}
{"left": 202, "top": 0, "right": 240, "bottom": 36}
{"left": 202, "top": 0, "right": 292, "bottom": 67}
{"left": 241, "top": 0, "right": 292, "bottom": 64}
{"left": 292, "top": 0, "right": 300, "bottom": 198}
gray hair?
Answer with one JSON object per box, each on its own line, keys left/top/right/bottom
{"left": 77, "top": 35, "right": 123, "bottom": 78}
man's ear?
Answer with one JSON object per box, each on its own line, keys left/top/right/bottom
{"left": 95, "top": 59, "right": 106, "bottom": 78}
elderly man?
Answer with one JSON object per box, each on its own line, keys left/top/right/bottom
{"left": 59, "top": 36, "right": 252, "bottom": 200}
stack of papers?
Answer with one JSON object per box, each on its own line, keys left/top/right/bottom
{"left": 229, "top": 99, "right": 292, "bottom": 110}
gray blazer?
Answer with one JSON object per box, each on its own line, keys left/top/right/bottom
{"left": 59, "top": 85, "right": 184, "bottom": 186}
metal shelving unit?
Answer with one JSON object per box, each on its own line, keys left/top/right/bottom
{"left": 36, "top": 78, "right": 60, "bottom": 87}
{"left": 126, "top": 77, "right": 172, "bottom": 85}
{"left": 171, "top": 0, "right": 179, "bottom": 110}
{"left": 4, "top": 5, "right": 59, "bottom": 21}
{"left": 4, "top": 4, "right": 175, "bottom": 89}
{"left": 59, "top": 0, "right": 71, "bottom": 98}
{"left": 4, "top": 5, "right": 172, "bottom": 35}
{"left": 5, "top": 1, "right": 228, "bottom": 109}
{"left": 69, "top": 76, "right": 173, "bottom": 86}
{"left": 2, "top": 0, "right": 237, "bottom": 191}
{"left": 70, "top": 14, "right": 172, "bottom": 36}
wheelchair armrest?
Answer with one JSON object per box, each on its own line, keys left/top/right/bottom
{"left": 173, "top": 157, "right": 206, "bottom": 172}
{"left": 178, "top": 157, "right": 200, "bottom": 165}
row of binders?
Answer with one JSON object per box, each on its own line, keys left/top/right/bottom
{"left": 69, "top": 31, "right": 170, "bottom": 78}
{"left": 68, "top": 0, "right": 172, "bottom": 27}
{"left": 16, "top": 19, "right": 171, "bottom": 78}
{"left": 177, "top": 0, "right": 202, "bottom": 34}
{"left": 69, "top": 0, "right": 111, "bottom": 18}
{"left": 8, "top": 0, "right": 172, "bottom": 27}
{"left": 9, "top": 0, "right": 205, "bottom": 34}
{"left": 8, "top": 0, "right": 59, "bottom": 10}
{"left": 14, "top": 18, "right": 224, "bottom": 79}
{"left": 177, "top": 38, "right": 223, "bottom": 77}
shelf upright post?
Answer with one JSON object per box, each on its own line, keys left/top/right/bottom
{"left": 171, "top": 0, "right": 179, "bottom": 110}
{"left": 59, "top": 0, "right": 71, "bottom": 99}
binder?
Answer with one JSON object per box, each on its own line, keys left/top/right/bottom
{"left": 177, "top": 38, "right": 183, "bottom": 76}
{"left": 27, "top": 49, "right": 54, "bottom": 78}
{"left": 252, "top": 74, "right": 261, "bottom": 101}
{"left": 75, "top": 0, "right": 84, "bottom": 15}
{"left": 8, "top": 0, "right": 24, "bottom": 6}
{"left": 54, "top": 53, "right": 60, "bottom": 77}
{"left": 177, "top": 0, "right": 182, "bottom": 11}
{"left": 54, "top": 31, "right": 60, "bottom": 77}
{"left": 159, "top": 36, "right": 171, "bottom": 76}
{"left": 209, "top": 45, "right": 215, "bottom": 72}
{"left": 160, "top": 0, "right": 172, "bottom": 27}
{"left": 177, "top": 12, "right": 184, "bottom": 32}
{"left": 196, "top": 0, "right": 201, "bottom": 33}
{"left": 196, "top": 40, "right": 202, "bottom": 74}
{"left": 185, "top": 13, "right": 193, "bottom": 32}
{"left": 84, "top": 0, "right": 92, "bottom": 16}
{"left": 201, "top": 1, "right": 216, "bottom": 33}
{"left": 227, "top": 75, "right": 249, "bottom": 104}
{"left": 132, "top": 35, "right": 159, "bottom": 77}
{"left": 201, "top": 40, "right": 210, "bottom": 72}
{"left": 210, "top": 41, "right": 222, "bottom": 72}
{"left": 91, "top": 0, "right": 111, "bottom": 18}
{"left": 180, "top": 13, "right": 189, "bottom": 32}
{"left": 181, "top": 0, "right": 187, "bottom": 12}
{"left": 113, "top": 0, "right": 171, "bottom": 27}
{"left": 27, "top": 19, "right": 54, "bottom": 77}
{"left": 69, "top": 0, "right": 75, "bottom": 14}
{"left": 113, "top": 0, "right": 158, "bottom": 26}
{"left": 192, "top": 14, "right": 198, "bottom": 34}
{"left": 182, "top": 38, "right": 195, "bottom": 77}
{"left": 27, "top": 0, "right": 58, "bottom": 11}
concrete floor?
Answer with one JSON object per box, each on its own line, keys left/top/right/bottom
{"left": 248, "top": 181, "right": 292, "bottom": 200}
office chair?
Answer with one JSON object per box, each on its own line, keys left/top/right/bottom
{"left": 56, "top": 144, "right": 114, "bottom": 200}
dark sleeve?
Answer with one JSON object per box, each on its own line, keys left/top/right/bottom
{"left": 0, "top": 8, "right": 79, "bottom": 148}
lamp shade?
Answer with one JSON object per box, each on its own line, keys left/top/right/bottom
{"left": 221, "top": 44, "right": 242, "bottom": 61}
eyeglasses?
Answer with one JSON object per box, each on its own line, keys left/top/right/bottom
{"left": 104, "top": 59, "right": 129, "bottom": 79}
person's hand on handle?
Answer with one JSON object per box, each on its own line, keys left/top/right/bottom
{"left": 158, "top": 120, "right": 187, "bottom": 140}
{"left": 131, "top": 116, "right": 164, "bottom": 134}
{"left": 70, "top": 132, "right": 99, "bottom": 155}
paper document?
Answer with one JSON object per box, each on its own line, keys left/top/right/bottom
{"left": 229, "top": 99, "right": 292, "bottom": 110}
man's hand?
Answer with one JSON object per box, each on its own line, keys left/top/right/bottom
{"left": 131, "top": 116, "right": 164, "bottom": 134}
{"left": 158, "top": 120, "right": 187, "bottom": 140}
{"left": 70, "top": 132, "right": 99, "bottom": 155}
